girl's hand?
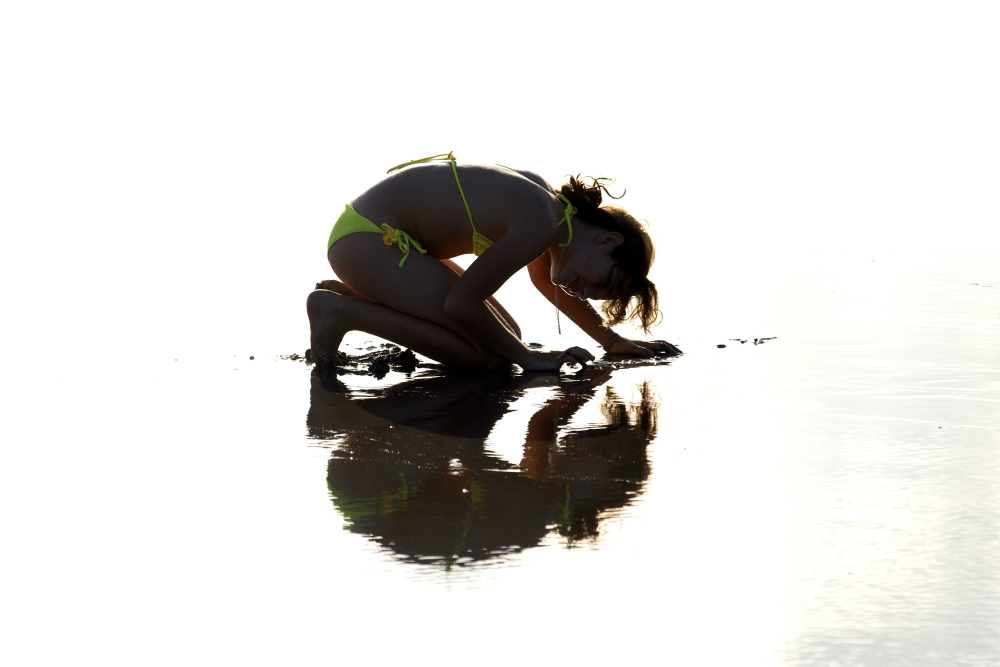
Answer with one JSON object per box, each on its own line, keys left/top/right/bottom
{"left": 557, "top": 346, "right": 596, "bottom": 366}
{"left": 521, "top": 346, "right": 595, "bottom": 371}
{"left": 607, "top": 336, "right": 682, "bottom": 357}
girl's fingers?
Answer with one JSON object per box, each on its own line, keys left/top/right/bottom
{"left": 558, "top": 347, "right": 594, "bottom": 367}
{"left": 624, "top": 340, "right": 654, "bottom": 357}
{"left": 641, "top": 340, "right": 681, "bottom": 355}
{"left": 662, "top": 341, "right": 682, "bottom": 355}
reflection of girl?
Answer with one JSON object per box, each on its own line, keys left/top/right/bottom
{"left": 522, "top": 377, "right": 657, "bottom": 541}
{"left": 309, "top": 153, "right": 681, "bottom": 371}
{"left": 312, "top": 369, "right": 659, "bottom": 564}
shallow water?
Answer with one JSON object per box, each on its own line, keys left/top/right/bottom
{"left": 5, "top": 248, "right": 997, "bottom": 666}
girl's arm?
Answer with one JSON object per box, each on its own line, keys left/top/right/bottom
{"left": 527, "top": 253, "right": 615, "bottom": 344}
{"left": 526, "top": 253, "right": 681, "bottom": 357}
{"left": 443, "top": 214, "right": 592, "bottom": 370}
{"left": 439, "top": 258, "right": 520, "bottom": 339}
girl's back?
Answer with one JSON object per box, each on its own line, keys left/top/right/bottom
{"left": 350, "top": 163, "right": 561, "bottom": 259}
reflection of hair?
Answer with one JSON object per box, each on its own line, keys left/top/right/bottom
{"left": 556, "top": 176, "right": 662, "bottom": 333}
{"left": 556, "top": 381, "right": 658, "bottom": 541}
{"left": 600, "top": 380, "right": 658, "bottom": 434}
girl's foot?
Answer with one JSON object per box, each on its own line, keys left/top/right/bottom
{"left": 307, "top": 290, "right": 350, "bottom": 365}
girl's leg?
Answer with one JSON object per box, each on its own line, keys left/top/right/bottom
{"left": 309, "top": 232, "right": 508, "bottom": 368}
{"left": 317, "top": 277, "right": 517, "bottom": 339}
{"left": 307, "top": 290, "right": 504, "bottom": 368}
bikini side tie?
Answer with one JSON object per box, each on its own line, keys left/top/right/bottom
{"left": 381, "top": 224, "right": 427, "bottom": 268}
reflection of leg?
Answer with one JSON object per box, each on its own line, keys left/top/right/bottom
{"left": 307, "top": 289, "right": 505, "bottom": 369}
{"left": 359, "top": 369, "right": 516, "bottom": 432}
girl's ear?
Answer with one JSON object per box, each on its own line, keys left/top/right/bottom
{"left": 598, "top": 232, "right": 625, "bottom": 247}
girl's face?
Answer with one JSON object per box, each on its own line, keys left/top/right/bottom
{"left": 550, "top": 225, "right": 624, "bottom": 301}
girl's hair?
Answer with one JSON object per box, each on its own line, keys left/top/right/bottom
{"left": 555, "top": 176, "right": 661, "bottom": 333}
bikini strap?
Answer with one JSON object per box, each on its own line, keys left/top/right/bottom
{"left": 555, "top": 194, "right": 576, "bottom": 247}
{"left": 386, "top": 152, "right": 456, "bottom": 174}
{"left": 387, "top": 151, "right": 478, "bottom": 237}
{"left": 552, "top": 194, "right": 578, "bottom": 336}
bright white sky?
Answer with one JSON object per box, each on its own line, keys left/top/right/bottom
{"left": 2, "top": 1, "right": 998, "bottom": 357}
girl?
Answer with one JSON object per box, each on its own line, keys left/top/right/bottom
{"left": 308, "top": 153, "right": 680, "bottom": 371}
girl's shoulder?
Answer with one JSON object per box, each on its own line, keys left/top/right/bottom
{"left": 493, "top": 164, "right": 554, "bottom": 192}
{"left": 480, "top": 167, "right": 566, "bottom": 245}
{"left": 449, "top": 163, "right": 560, "bottom": 218}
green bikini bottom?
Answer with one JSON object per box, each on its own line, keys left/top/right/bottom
{"left": 326, "top": 203, "right": 429, "bottom": 269}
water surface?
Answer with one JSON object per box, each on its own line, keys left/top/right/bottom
{"left": 5, "top": 252, "right": 998, "bottom": 666}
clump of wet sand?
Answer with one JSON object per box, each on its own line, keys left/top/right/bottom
{"left": 285, "top": 340, "right": 682, "bottom": 378}
{"left": 295, "top": 343, "right": 419, "bottom": 379}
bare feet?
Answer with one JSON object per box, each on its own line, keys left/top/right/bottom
{"left": 307, "top": 290, "right": 349, "bottom": 366}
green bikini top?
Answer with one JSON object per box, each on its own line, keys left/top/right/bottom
{"left": 387, "top": 151, "right": 576, "bottom": 255}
